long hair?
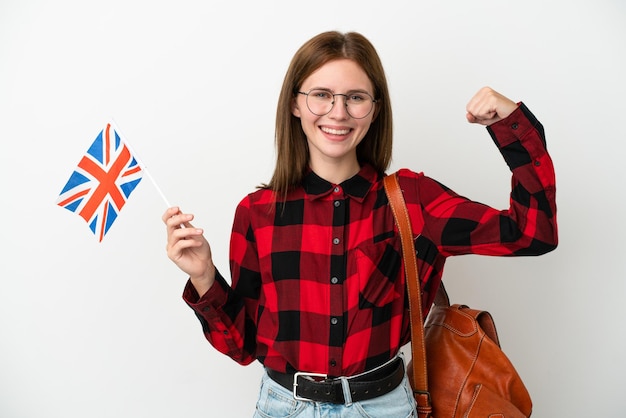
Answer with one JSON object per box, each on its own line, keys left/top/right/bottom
{"left": 266, "top": 31, "right": 393, "bottom": 198}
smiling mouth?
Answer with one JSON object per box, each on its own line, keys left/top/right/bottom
{"left": 321, "top": 126, "right": 351, "bottom": 135}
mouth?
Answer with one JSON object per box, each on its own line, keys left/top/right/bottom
{"left": 320, "top": 126, "right": 351, "bottom": 136}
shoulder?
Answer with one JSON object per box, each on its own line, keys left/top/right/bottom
{"left": 232, "top": 188, "right": 278, "bottom": 230}
{"left": 236, "top": 187, "right": 277, "bottom": 209}
{"left": 382, "top": 168, "right": 420, "bottom": 205}
{"left": 387, "top": 168, "right": 455, "bottom": 205}
{"left": 392, "top": 168, "right": 422, "bottom": 181}
{"left": 388, "top": 168, "right": 425, "bottom": 192}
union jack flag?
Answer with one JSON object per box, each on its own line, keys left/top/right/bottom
{"left": 57, "top": 123, "right": 143, "bottom": 241}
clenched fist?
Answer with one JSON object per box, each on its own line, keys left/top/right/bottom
{"left": 466, "top": 87, "right": 518, "bottom": 126}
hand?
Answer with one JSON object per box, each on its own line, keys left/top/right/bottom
{"left": 466, "top": 87, "right": 518, "bottom": 126}
{"left": 162, "top": 207, "right": 215, "bottom": 296}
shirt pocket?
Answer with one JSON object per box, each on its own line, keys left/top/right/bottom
{"left": 350, "top": 235, "right": 404, "bottom": 309}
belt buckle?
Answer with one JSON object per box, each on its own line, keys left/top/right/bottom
{"left": 293, "top": 371, "right": 328, "bottom": 401}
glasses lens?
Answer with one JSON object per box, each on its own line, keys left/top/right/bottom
{"left": 345, "top": 92, "right": 374, "bottom": 119}
{"left": 306, "top": 89, "right": 334, "bottom": 116}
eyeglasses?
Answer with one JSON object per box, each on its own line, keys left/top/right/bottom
{"left": 297, "top": 88, "right": 377, "bottom": 119}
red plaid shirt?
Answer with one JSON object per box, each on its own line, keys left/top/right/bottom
{"left": 183, "top": 103, "right": 558, "bottom": 377}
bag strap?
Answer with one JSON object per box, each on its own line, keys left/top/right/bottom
{"left": 434, "top": 280, "right": 451, "bottom": 307}
{"left": 383, "top": 173, "right": 432, "bottom": 417}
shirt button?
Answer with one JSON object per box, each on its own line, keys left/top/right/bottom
{"left": 334, "top": 200, "right": 341, "bottom": 207}
{"left": 331, "top": 277, "right": 339, "bottom": 284}
{"left": 330, "top": 317, "right": 338, "bottom": 325}
{"left": 534, "top": 160, "right": 541, "bottom": 166}
{"left": 333, "top": 187, "right": 341, "bottom": 193}
{"left": 511, "top": 122, "right": 519, "bottom": 130}
{"left": 330, "top": 359, "right": 337, "bottom": 367}
{"left": 333, "top": 238, "right": 340, "bottom": 245}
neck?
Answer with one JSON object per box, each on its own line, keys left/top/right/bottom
{"left": 309, "top": 157, "right": 361, "bottom": 185}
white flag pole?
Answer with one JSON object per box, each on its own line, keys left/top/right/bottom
{"left": 109, "top": 119, "right": 172, "bottom": 208}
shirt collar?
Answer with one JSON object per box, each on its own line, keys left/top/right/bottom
{"left": 303, "top": 164, "right": 380, "bottom": 202}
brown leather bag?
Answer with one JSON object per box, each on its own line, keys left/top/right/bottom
{"left": 384, "top": 172, "right": 533, "bottom": 418}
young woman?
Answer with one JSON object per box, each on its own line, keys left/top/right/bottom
{"left": 163, "top": 31, "right": 557, "bottom": 418}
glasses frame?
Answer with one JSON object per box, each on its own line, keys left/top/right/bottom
{"left": 297, "top": 89, "right": 377, "bottom": 119}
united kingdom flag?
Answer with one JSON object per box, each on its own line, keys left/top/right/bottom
{"left": 56, "top": 123, "right": 143, "bottom": 241}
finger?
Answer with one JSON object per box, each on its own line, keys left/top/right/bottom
{"left": 467, "top": 97, "right": 499, "bottom": 123}
{"left": 163, "top": 207, "right": 192, "bottom": 233}
{"left": 466, "top": 109, "right": 500, "bottom": 125}
{"left": 467, "top": 97, "right": 496, "bottom": 118}
{"left": 162, "top": 207, "right": 196, "bottom": 230}
{"left": 165, "top": 212, "right": 195, "bottom": 230}
{"left": 162, "top": 206, "right": 181, "bottom": 223}
{"left": 170, "top": 225, "right": 204, "bottom": 241}
{"left": 167, "top": 237, "right": 205, "bottom": 263}
{"left": 467, "top": 114, "right": 499, "bottom": 126}
{"left": 166, "top": 222, "right": 203, "bottom": 248}
{"left": 466, "top": 87, "right": 498, "bottom": 117}
{"left": 166, "top": 227, "right": 205, "bottom": 257}
{"left": 168, "top": 232, "right": 204, "bottom": 252}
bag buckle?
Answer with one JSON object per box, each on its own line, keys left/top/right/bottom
{"left": 413, "top": 390, "right": 433, "bottom": 417}
{"left": 293, "top": 371, "right": 328, "bottom": 401}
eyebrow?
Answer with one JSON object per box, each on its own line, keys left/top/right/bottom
{"left": 308, "top": 87, "right": 373, "bottom": 95}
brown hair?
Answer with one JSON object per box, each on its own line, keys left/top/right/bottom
{"left": 266, "top": 31, "right": 393, "bottom": 198}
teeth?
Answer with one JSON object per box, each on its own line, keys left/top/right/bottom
{"left": 321, "top": 127, "right": 350, "bottom": 135}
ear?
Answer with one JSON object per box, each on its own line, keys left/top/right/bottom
{"left": 291, "top": 97, "right": 302, "bottom": 118}
{"left": 371, "top": 102, "right": 380, "bottom": 122}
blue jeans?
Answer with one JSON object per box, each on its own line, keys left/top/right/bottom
{"left": 252, "top": 370, "right": 417, "bottom": 418}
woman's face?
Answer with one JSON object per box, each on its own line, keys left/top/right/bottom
{"left": 292, "top": 59, "right": 376, "bottom": 173}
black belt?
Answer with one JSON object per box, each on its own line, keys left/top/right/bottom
{"left": 266, "top": 357, "right": 405, "bottom": 404}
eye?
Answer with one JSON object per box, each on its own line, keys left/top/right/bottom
{"left": 311, "top": 89, "right": 333, "bottom": 100}
{"left": 347, "top": 93, "right": 368, "bottom": 103}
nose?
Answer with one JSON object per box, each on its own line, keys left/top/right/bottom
{"left": 328, "top": 94, "right": 350, "bottom": 119}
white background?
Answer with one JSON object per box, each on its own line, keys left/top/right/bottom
{"left": 1, "top": 0, "right": 625, "bottom": 416}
